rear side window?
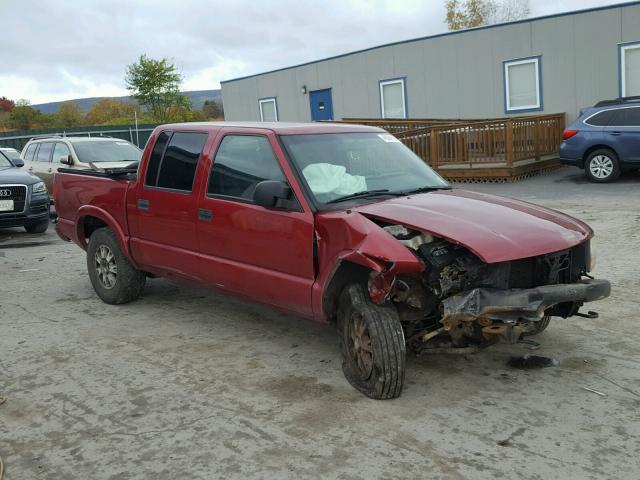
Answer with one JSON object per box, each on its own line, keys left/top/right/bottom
{"left": 608, "top": 109, "right": 631, "bottom": 127}
{"left": 585, "top": 110, "right": 615, "bottom": 126}
{"left": 36, "top": 142, "right": 53, "bottom": 162}
{"left": 24, "top": 143, "right": 37, "bottom": 160}
{"left": 208, "top": 135, "right": 286, "bottom": 200}
{"left": 626, "top": 107, "right": 640, "bottom": 126}
{"left": 144, "top": 131, "right": 171, "bottom": 186}
{"left": 156, "top": 132, "right": 208, "bottom": 192}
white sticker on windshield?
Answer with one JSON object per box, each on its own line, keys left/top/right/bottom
{"left": 378, "top": 133, "right": 400, "bottom": 143}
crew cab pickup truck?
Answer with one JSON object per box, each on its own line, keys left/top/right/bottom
{"left": 54, "top": 122, "right": 611, "bottom": 399}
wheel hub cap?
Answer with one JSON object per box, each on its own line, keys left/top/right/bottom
{"left": 589, "top": 155, "right": 613, "bottom": 179}
{"left": 349, "top": 313, "right": 373, "bottom": 379}
{"left": 94, "top": 244, "right": 117, "bottom": 289}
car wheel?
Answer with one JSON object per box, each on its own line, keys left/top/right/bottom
{"left": 337, "top": 283, "right": 406, "bottom": 399}
{"left": 585, "top": 149, "right": 620, "bottom": 183}
{"left": 87, "top": 227, "right": 146, "bottom": 304}
{"left": 24, "top": 220, "right": 49, "bottom": 234}
{"left": 523, "top": 316, "right": 551, "bottom": 337}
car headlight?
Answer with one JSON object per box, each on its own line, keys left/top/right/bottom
{"left": 32, "top": 181, "right": 47, "bottom": 194}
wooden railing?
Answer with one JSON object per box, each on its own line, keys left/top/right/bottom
{"left": 343, "top": 114, "right": 565, "bottom": 168}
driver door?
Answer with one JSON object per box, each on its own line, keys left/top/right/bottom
{"left": 197, "top": 129, "right": 315, "bottom": 317}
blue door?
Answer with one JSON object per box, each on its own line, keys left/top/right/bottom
{"left": 309, "top": 89, "right": 333, "bottom": 121}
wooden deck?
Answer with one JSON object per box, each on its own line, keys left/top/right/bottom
{"left": 338, "top": 114, "right": 566, "bottom": 182}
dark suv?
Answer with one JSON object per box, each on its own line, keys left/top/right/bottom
{"left": 560, "top": 97, "right": 640, "bottom": 182}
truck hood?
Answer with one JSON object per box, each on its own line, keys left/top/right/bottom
{"left": 354, "top": 189, "right": 592, "bottom": 263}
{"left": 0, "top": 167, "right": 41, "bottom": 185}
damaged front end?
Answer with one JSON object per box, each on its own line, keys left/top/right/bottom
{"left": 371, "top": 223, "right": 611, "bottom": 352}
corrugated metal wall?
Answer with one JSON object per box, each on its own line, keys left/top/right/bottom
{"left": 221, "top": 3, "right": 640, "bottom": 123}
{"left": 0, "top": 124, "right": 159, "bottom": 151}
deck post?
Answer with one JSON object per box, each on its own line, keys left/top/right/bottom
{"left": 429, "top": 128, "right": 439, "bottom": 169}
{"left": 505, "top": 120, "right": 514, "bottom": 167}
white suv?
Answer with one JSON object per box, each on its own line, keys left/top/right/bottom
{"left": 21, "top": 136, "right": 142, "bottom": 191}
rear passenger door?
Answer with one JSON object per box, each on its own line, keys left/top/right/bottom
{"left": 604, "top": 106, "right": 640, "bottom": 163}
{"left": 196, "top": 130, "right": 315, "bottom": 317}
{"left": 129, "top": 130, "right": 209, "bottom": 280}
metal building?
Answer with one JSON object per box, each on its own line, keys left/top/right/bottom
{"left": 221, "top": 1, "right": 640, "bottom": 124}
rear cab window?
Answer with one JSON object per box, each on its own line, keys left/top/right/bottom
{"left": 144, "top": 131, "right": 208, "bottom": 193}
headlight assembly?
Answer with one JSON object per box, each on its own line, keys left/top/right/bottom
{"left": 32, "top": 182, "right": 47, "bottom": 194}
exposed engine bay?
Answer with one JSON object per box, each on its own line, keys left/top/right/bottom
{"left": 370, "top": 223, "right": 609, "bottom": 353}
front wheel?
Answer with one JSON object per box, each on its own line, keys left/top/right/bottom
{"left": 585, "top": 149, "right": 620, "bottom": 183}
{"left": 24, "top": 220, "right": 49, "bottom": 234}
{"left": 337, "top": 284, "right": 406, "bottom": 399}
{"left": 87, "top": 227, "right": 146, "bottom": 304}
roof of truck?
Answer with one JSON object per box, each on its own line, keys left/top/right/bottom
{"left": 159, "top": 121, "right": 385, "bottom": 135}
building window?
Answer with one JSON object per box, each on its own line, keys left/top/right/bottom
{"left": 379, "top": 78, "right": 407, "bottom": 119}
{"left": 620, "top": 42, "right": 640, "bottom": 97}
{"left": 503, "top": 56, "right": 542, "bottom": 113}
{"left": 259, "top": 97, "right": 278, "bottom": 121}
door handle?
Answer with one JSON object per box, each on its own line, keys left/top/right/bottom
{"left": 608, "top": 131, "right": 622, "bottom": 136}
{"left": 198, "top": 208, "right": 213, "bottom": 222}
{"left": 137, "top": 199, "right": 150, "bottom": 210}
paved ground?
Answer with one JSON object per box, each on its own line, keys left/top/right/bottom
{"left": 1, "top": 166, "right": 639, "bottom": 479}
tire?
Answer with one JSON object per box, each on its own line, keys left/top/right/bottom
{"left": 337, "top": 283, "right": 406, "bottom": 400}
{"left": 584, "top": 149, "right": 620, "bottom": 183}
{"left": 87, "top": 227, "right": 146, "bottom": 304}
{"left": 523, "top": 315, "right": 551, "bottom": 337}
{"left": 24, "top": 220, "right": 49, "bottom": 234}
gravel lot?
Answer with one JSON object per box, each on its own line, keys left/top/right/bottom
{"left": 1, "top": 166, "right": 639, "bottom": 479}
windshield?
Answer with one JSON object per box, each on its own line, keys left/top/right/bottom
{"left": 71, "top": 140, "right": 142, "bottom": 163}
{"left": 1, "top": 149, "right": 21, "bottom": 162}
{"left": 280, "top": 132, "right": 448, "bottom": 205}
{"left": 0, "top": 153, "right": 13, "bottom": 168}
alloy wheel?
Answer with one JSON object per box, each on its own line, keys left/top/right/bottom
{"left": 589, "top": 155, "right": 614, "bottom": 179}
{"left": 94, "top": 244, "right": 117, "bottom": 289}
{"left": 348, "top": 312, "right": 374, "bottom": 379}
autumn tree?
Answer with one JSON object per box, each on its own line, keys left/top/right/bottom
{"left": 55, "top": 102, "right": 85, "bottom": 128}
{"left": 0, "top": 96, "right": 15, "bottom": 113}
{"left": 125, "top": 55, "right": 191, "bottom": 122}
{"left": 445, "top": 0, "right": 529, "bottom": 30}
{"left": 8, "top": 100, "right": 42, "bottom": 130}
{"left": 85, "top": 98, "right": 139, "bottom": 125}
{"left": 202, "top": 100, "right": 224, "bottom": 119}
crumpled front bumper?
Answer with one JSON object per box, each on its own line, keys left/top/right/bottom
{"left": 442, "top": 279, "right": 611, "bottom": 323}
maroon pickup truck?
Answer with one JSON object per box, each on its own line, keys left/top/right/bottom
{"left": 54, "top": 122, "right": 610, "bottom": 399}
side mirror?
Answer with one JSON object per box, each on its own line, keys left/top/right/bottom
{"left": 59, "top": 155, "right": 72, "bottom": 165}
{"left": 13, "top": 158, "right": 24, "bottom": 168}
{"left": 253, "top": 180, "right": 293, "bottom": 209}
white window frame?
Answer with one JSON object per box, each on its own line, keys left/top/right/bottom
{"left": 503, "top": 56, "right": 542, "bottom": 113}
{"left": 258, "top": 97, "right": 278, "bottom": 122}
{"left": 620, "top": 42, "right": 640, "bottom": 97}
{"left": 379, "top": 78, "right": 407, "bottom": 119}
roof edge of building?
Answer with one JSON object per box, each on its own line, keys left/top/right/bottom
{"left": 220, "top": 0, "right": 640, "bottom": 85}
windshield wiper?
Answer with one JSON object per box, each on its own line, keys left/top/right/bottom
{"left": 325, "top": 189, "right": 401, "bottom": 204}
{"left": 397, "top": 185, "right": 452, "bottom": 195}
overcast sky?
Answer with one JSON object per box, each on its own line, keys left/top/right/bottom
{"left": 0, "top": 0, "right": 624, "bottom": 104}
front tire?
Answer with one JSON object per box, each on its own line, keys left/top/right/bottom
{"left": 337, "top": 284, "right": 406, "bottom": 399}
{"left": 24, "top": 220, "right": 49, "bottom": 234}
{"left": 585, "top": 149, "right": 620, "bottom": 183}
{"left": 87, "top": 227, "right": 146, "bottom": 304}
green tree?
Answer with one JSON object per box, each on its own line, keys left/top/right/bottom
{"left": 445, "top": 0, "right": 529, "bottom": 30}
{"left": 8, "top": 100, "right": 42, "bottom": 130}
{"left": 125, "top": 55, "right": 191, "bottom": 122}
{"left": 202, "top": 99, "right": 224, "bottom": 119}
{"left": 85, "top": 98, "right": 140, "bottom": 125}
{"left": 55, "top": 101, "right": 85, "bottom": 128}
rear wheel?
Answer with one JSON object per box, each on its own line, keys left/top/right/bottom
{"left": 87, "top": 227, "right": 146, "bottom": 304}
{"left": 584, "top": 149, "right": 620, "bottom": 183}
{"left": 337, "top": 283, "right": 406, "bottom": 399}
{"left": 24, "top": 220, "right": 49, "bottom": 234}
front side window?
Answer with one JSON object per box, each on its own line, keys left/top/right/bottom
{"left": 504, "top": 57, "right": 542, "bottom": 112}
{"left": 53, "top": 142, "right": 71, "bottom": 163}
{"left": 145, "top": 131, "right": 171, "bottom": 186}
{"left": 620, "top": 42, "right": 640, "bottom": 97}
{"left": 280, "top": 132, "right": 448, "bottom": 206}
{"left": 259, "top": 98, "right": 278, "bottom": 121}
{"left": 379, "top": 78, "right": 407, "bottom": 119}
{"left": 24, "top": 143, "right": 37, "bottom": 160}
{"left": 208, "top": 135, "right": 286, "bottom": 200}
{"left": 36, "top": 142, "right": 53, "bottom": 162}
{"left": 0, "top": 153, "right": 12, "bottom": 168}
{"left": 155, "top": 132, "right": 208, "bottom": 192}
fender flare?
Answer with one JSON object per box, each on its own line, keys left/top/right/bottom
{"left": 75, "top": 205, "right": 133, "bottom": 261}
